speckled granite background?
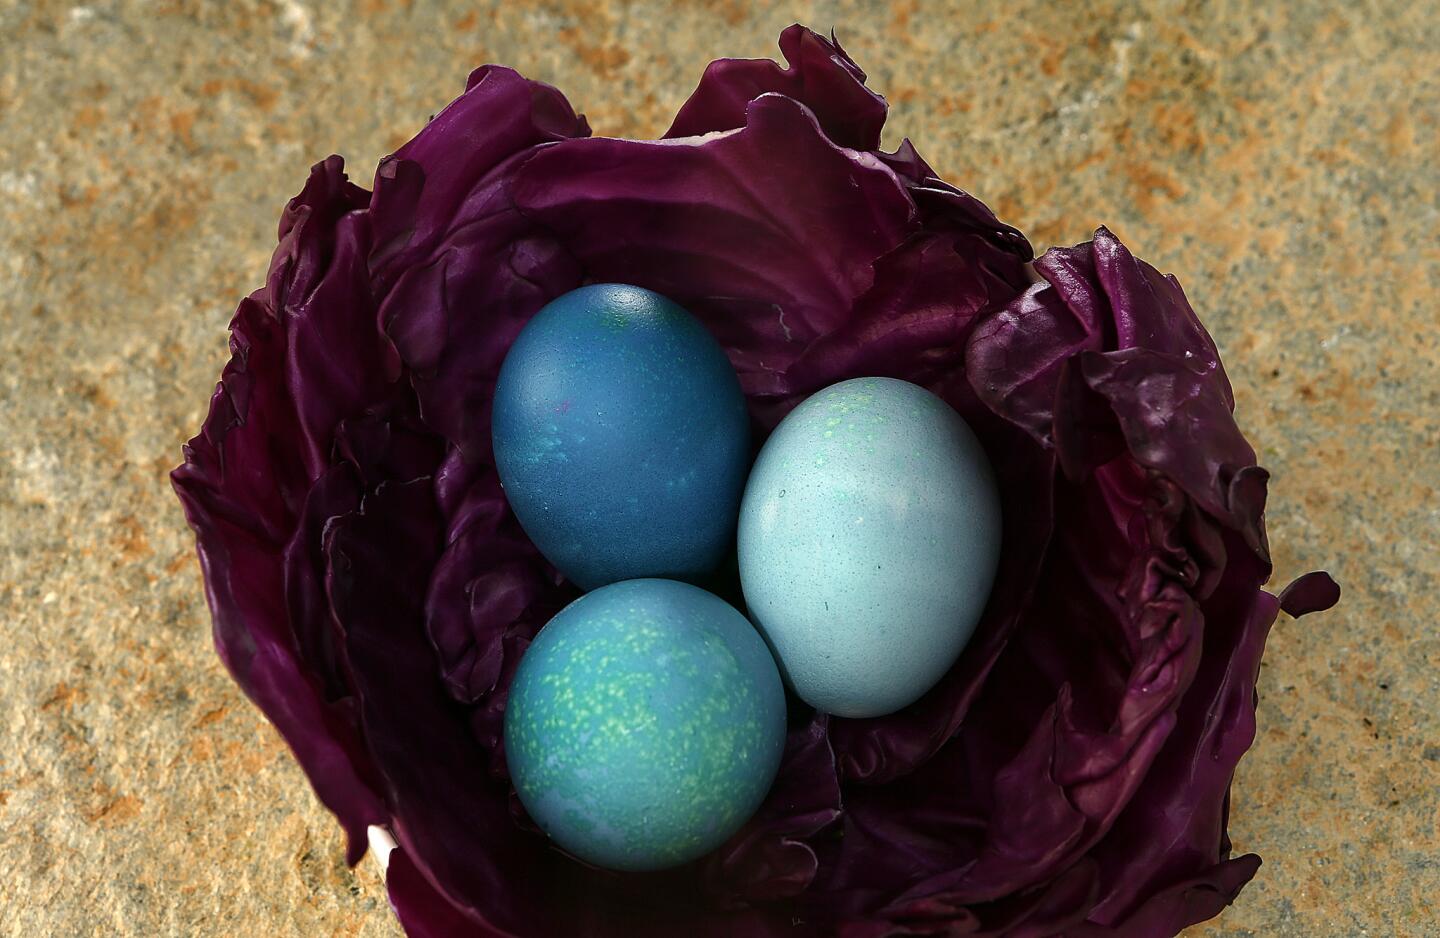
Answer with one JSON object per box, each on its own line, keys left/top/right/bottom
{"left": 0, "top": 1, "right": 1433, "bottom": 935}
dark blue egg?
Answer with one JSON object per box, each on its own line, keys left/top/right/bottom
{"left": 492, "top": 284, "right": 750, "bottom": 590}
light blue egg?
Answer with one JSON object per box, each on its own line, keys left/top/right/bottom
{"left": 737, "top": 377, "right": 1002, "bottom": 718}
{"left": 504, "top": 579, "right": 786, "bottom": 872}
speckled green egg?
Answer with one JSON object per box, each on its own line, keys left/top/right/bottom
{"left": 503, "top": 579, "right": 786, "bottom": 871}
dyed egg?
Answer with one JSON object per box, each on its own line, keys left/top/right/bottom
{"left": 504, "top": 579, "right": 786, "bottom": 871}
{"left": 491, "top": 284, "right": 750, "bottom": 591}
{"left": 737, "top": 377, "right": 1002, "bottom": 718}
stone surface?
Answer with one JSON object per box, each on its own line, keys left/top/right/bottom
{"left": 0, "top": 1, "right": 1432, "bottom": 935}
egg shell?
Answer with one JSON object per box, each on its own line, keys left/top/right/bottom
{"left": 491, "top": 284, "right": 750, "bottom": 590}
{"left": 737, "top": 376, "right": 1002, "bottom": 718}
{"left": 503, "top": 578, "right": 787, "bottom": 872}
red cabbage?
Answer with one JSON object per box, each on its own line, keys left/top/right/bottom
{"left": 172, "top": 25, "right": 1337, "bottom": 937}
